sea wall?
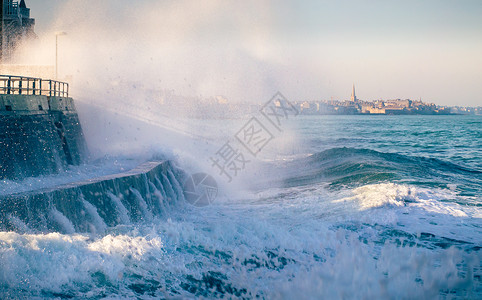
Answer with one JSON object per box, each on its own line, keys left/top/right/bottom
{"left": 0, "top": 161, "right": 187, "bottom": 234}
{"left": 0, "top": 95, "right": 88, "bottom": 180}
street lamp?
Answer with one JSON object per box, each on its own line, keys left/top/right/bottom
{"left": 55, "top": 31, "right": 67, "bottom": 80}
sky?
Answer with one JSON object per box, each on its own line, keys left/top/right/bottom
{"left": 22, "top": 0, "right": 482, "bottom": 106}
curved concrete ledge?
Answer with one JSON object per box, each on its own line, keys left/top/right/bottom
{"left": 0, "top": 161, "right": 187, "bottom": 233}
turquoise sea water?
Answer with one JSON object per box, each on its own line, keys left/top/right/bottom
{"left": 0, "top": 115, "right": 481, "bottom": 299}
{"left": 297, "top": 115, "right": 481, "bottom": 170}
{"left": 291, "top": 115, "right": 481, "bottom": 197}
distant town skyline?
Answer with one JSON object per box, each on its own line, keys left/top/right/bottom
{"left": 24, "top": 0, "right": 482, "bottom": 106}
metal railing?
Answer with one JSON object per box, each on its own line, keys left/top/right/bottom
{"left": 0, "top": 75, "right": 69, "bottom": 97}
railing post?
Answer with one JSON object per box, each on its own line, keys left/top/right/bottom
{"left": 7, "top": 76, "right": 11, "bottom": 94}
{"left": 32, "top": 80, "right": 36, "bottom": 95}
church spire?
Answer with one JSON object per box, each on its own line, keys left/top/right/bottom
{"left": 351, "top": 84, "right": 357, "bottom": 102}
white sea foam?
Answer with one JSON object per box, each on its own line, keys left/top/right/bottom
{"left": 343, "top": 183, "right": 471, "bottom": 217}
{"left": 334, "top": 183, "right": 482, "bottom": 244}
{"left": 0, "top": 232, "right": 137, "bottom": 298}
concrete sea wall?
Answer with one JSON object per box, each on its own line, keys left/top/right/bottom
{"left": 0, "top": 92, "right": 188, "bottom": 234}
{"left": 0, "top": 161, "right": 187, "bottom": 234}
{"left": 0, "top": 95, "right": 88, "bottom": 180}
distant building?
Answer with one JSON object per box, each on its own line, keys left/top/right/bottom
{"left": 350, "top": 84, "right": 357, "bottom": 102}
{"left": 300, "top": 101, "right": 318, "bottom": 114}
{"left": 0, "top": 0, "right": 36, "bottom": 62}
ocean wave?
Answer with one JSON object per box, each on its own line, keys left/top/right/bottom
{"left": 278, "top": 147, "right": 481, "bottom": 197}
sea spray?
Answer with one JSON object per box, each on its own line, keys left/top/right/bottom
{"left": 107, "top": 191, "right": 131, "bottom": 225}
{"left": 81, "top": 195, "right": 107, "bottom": 235}
{"left": 154, "top": 175, "right": 168, "bottom": 200}
{"left": 129, "top": 187, "right": 153, "bottom": 221}
{"left": 6, "top": 214, "right": 30, "bottom": 234}
{"left": 160, "top": 174, "right": 176, "bottom": 203}
{"left": 141, "top": 174, "right": 154, "bottom": 214}
{"left": 167, "top": 169, "right": 185, "bottom": 202}
{"left": 48, "top": 207, "right": 76, "bottom": 234}
{"left": 149, "top": 181, "right": 168, "bottom": 216}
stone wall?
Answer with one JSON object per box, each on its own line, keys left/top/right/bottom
{"left": 0, "top": 95, "right": 88, "bottom": 180}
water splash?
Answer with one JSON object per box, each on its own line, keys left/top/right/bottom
{"left": 129, "top": 188, "right": 153, "bottom": 222}
{"left": 149, "top": 181, "right": 169, "bottom": 216}
{"left": 6, "top": 214, "right": 30, "bottom": 234}
{"left": 106, "top": 191, "right": 131, "bottom": 225}
{"left": 154, "top": 175, "right": 168, "bottom": 201}
{"left": 167, "top": 169, "right": 185, "bottom": 202}
{"left": 159, "top": 174, "right": 176, "bottom": 203}
{"left": 81, "top": 195, "right": 107, "bottom": 235}
{"left": 48, "top": 207, "right": 76, "bottom": 234}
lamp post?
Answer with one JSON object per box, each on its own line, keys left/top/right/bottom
{"left": 55, "top": 31, "right": 67, "bottom": 80}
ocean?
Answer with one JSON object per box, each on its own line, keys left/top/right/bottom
{"left": 0, "top": 114, "right": 481, "bottom": 299}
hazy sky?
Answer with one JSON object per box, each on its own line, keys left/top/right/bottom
{"left": 25, "top": 0, "right": 482, "bottom": 106}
